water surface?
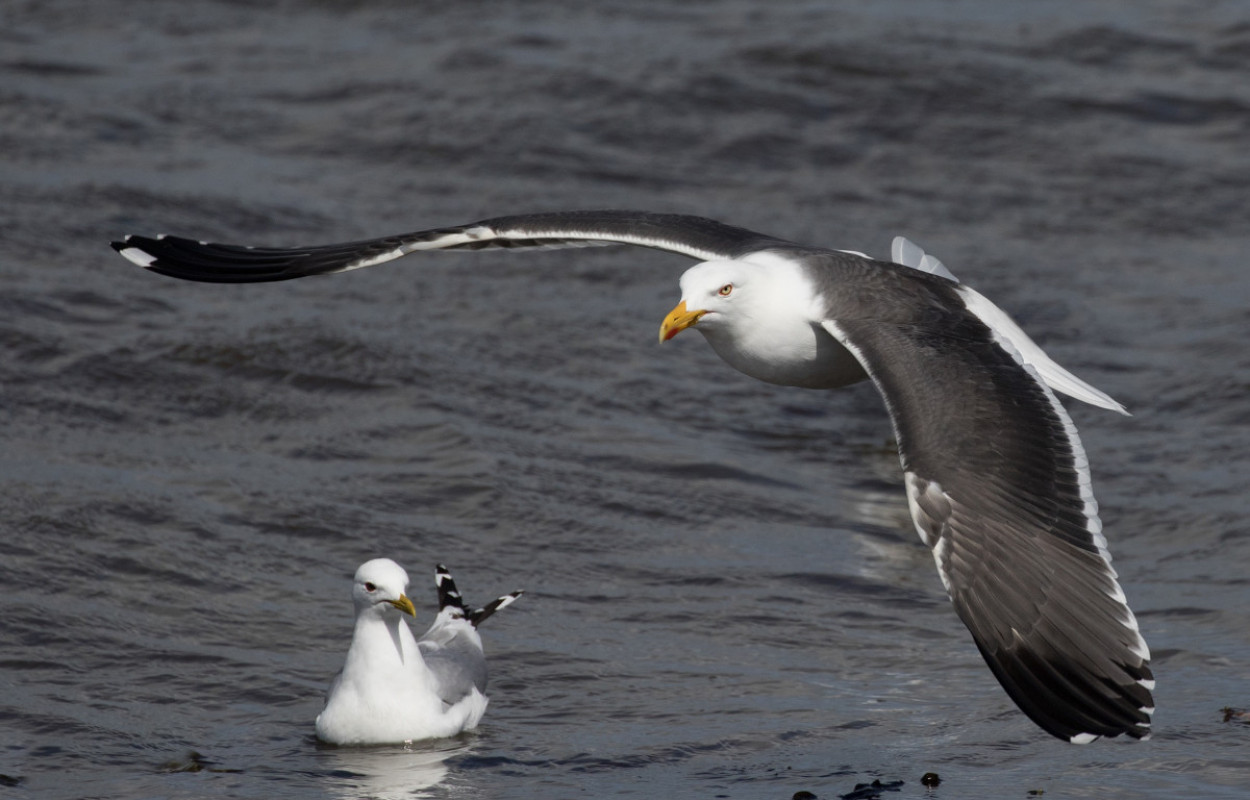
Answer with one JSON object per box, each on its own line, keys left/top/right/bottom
{"left": 2, "top": 1, "right": 1249, "bottom": 797}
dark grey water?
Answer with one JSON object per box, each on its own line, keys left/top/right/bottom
{"left": 3, "top": 0, "right": 1250, "bottom": 797}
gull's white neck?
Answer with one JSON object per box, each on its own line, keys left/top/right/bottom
{"left": 344, "top": 609, "right": 425, "bottom": 679}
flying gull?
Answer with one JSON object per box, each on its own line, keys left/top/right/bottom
{"left": 113, "top": 210, "right": 1153, "bottom": 742}
{"left": 315, "top": 557, "right": 523, "bottom": 745}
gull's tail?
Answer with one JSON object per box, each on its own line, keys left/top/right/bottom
{"left": 435, "top": 564, "right": 524, "bottom": 629}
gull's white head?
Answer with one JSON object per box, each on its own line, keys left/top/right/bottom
{"left": 659, "top": 260, "right": 758, "bottom": 343}
{"left": 352, "top": 558, "right": 416, "bottom": 618}
{"left": 657, "top": 254, "right": 860, "bottom": 388}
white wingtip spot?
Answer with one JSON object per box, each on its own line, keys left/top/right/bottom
{"left": 493, "top": 592, "right": 523, "bottom": 612}
{"left": 1069, "top": 732, "right": 1100, "bottom": 745}
{"left": 1139, "top": 678, "right": 1156, "bottom": 691}
{"left": 117, "top": 246, "right": 158, "bottom": 268}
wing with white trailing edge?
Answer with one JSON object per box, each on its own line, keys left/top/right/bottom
{"left": 111, "top": 210, "right": 789, "bottom": 283}
{"left": 820, "top": 290, "right": 1152, "bottom": 742}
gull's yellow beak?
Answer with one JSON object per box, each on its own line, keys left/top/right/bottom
{"left": 388, "top": 594, "right": 416, "bottom": 617}
{"left": 658, "top": 301, "right": 706, "bottom": 343}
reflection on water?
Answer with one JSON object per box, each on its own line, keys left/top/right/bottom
{"left": 318, "top": 740, "right": 466, "bottom": 800}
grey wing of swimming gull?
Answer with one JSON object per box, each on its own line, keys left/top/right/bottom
{"left": 110, "top": 210, "right": 791, "bottom": 283}
{"left": 814, "top": 257, "right": 1152, "bottom": 742}
{"left": 418, "top": 629, "right": 489, "bottom": 705}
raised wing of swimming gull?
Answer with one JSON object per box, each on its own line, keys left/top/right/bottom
{"left": 115, "top": 211, "right": 1148, "bottom": 742}
{"left": 418, "top": 564, "right": 523, "bottom": 706}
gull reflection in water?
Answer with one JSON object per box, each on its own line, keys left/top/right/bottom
{"left": 318, "top": 738, "right": 471, "bottom": 800}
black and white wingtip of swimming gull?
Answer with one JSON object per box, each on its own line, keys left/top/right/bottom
{"left": 116, "top": 210, "right": 1149, "bottom": 743}
{"left": 434, "top": 563, "right": 524, "bottom": 629}
{"left": 315, "top": 558, "right": 522, "bottom": 746}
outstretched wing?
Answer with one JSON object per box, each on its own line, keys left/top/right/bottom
{"left": 111, "top": 210, "right": 789, "bottom": 283}
{"left": 113, "top": 211, "right": 1127, "bottom": 415}
{"left": 819, "top": 269, "right": 1152, "bottom": 743}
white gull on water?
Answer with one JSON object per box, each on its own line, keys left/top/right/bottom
{"left": 315, "top": 558, "right": 523, "bottom": 745}
{"left": 113, "top": 210, "right": 1154, "bottom": 743}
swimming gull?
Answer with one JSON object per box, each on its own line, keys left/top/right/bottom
{"left": 315, "top": 557, "right": 523, "bottom": 745}
{"left": 114, "top": 210, "right": 1152, "bottom": 742}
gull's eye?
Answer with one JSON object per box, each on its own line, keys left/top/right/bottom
{"left": 718, "top": 283, "right": 733, "bottom": 296}
{"left": 364, "top": 582, "right": 376, "bottom": 592}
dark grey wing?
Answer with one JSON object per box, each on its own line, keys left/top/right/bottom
{"left": 418, "top": 623, "right": 489, "bottom": 704}
{"left": 111, "top": 210, "right": 790, "bottom": 283}
{"left": 819, "top": 269, "right": 1152, "bottom": 743}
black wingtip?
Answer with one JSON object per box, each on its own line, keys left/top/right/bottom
{"left": 976, "top": 641, "right": 1155, "bottom": 743}
{"left": 107, "top": 233, "right": 355, "bottom": 283}
{"left": 434, "top": 563, "right": 467, "bottom": 615}
{"left": 467, "top": 590, "right": 524, "bottom": 628}
{"left": 433, "top": 564, "right": 523, "bottom": 628}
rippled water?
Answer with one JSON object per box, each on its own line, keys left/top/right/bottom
{"left": 3, "top": 1, "right": 1250, "bottom": 797}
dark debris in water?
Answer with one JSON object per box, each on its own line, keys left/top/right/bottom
{"left": 1221, "top": 706, "right": 1250, "bottom": 724}
{"left": 157, "top": 750, "right": 243, "bottom": 774}
{"left": 0, "top": 774, "right": 25, "bottom": 787}
{"left": 840, "top": 779, "right": 905, "bottom": 800}
{"left": 920, "top": 772, "right": 941, "bottom": 788}
{"left": 788, "top": 777, "right": 907, "bottom": 799}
